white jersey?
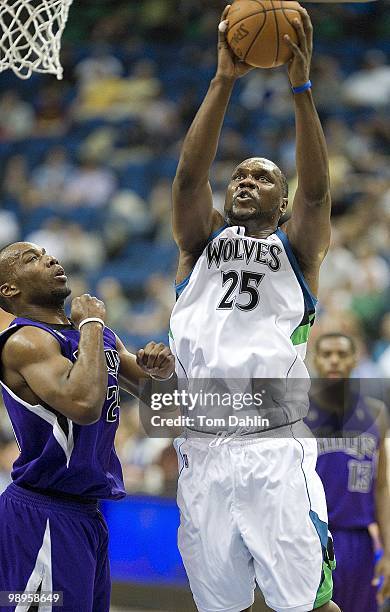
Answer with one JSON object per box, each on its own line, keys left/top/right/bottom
{"left": 170, "top": 224, "right": 317, "bottom": 381}
{"left": 170, "top": 229, "right": 334, "bottom": 612}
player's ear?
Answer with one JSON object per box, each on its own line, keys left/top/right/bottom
{"left": 0, "top": 283, "right": 20, "bottom": 299}
{"left": 280, "top": 197, "right": 288, "bottom": 215}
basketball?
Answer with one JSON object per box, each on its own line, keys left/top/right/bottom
{"left": 226, "top": 0, "right": 303, "bottom": 69}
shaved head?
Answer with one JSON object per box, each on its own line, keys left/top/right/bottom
{"left": 0, "top": 242, "right": 22, "bottom": 312}
{"left": 0, "top": 242, "right": 20, "bottom": 273}
{"left": 236, "top": 158, "right": 289, "bottom": 198}
{"left": 0, "top": 242, "right": 70, "bottom": 314}
{"left": 0, "top": 242, "right": 41, "bottom": 283}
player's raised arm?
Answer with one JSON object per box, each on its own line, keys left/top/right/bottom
{"left": 283, "top": 10, "right": 331, "bottom": 296}
{"left": 2, "top": 295, "right": 108, "bottom": 425}
{"left": 173, "top": 6, "right": 253, "bottom": 254}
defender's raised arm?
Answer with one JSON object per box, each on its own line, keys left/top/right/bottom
{"left": 1, "top": 295, "right": 108, "bottom": 425}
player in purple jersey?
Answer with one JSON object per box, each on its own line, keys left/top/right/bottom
{"left": 305, "top": 333, "right": 390, "bottom": 611}
{"left": 0, "top": 241, "right": 175, "bottom": 612}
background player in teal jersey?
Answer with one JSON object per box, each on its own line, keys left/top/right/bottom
{"left": 307, "top": 333, "right": 390, "bottom": 611}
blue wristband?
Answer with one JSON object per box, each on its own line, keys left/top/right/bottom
{"left": 292, "top": 80, "right": 312, "bottom": 94}
{"left": 374, "top": 549, "right": 384, "bottom": 590}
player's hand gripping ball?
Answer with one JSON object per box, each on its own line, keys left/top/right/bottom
{"left": 225, "top": 0, "right": 304, "bottom": 68}
{"left": 136, "top": 342, "right": 175, "bottom": 380}
{"left": 71, "top": 294, "right": 106, "bottom": 329}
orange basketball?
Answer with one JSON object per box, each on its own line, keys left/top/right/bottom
{"left": 226, "top": 0, "right": 303, "bottom": 69}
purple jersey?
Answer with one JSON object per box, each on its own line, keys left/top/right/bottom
{"left": 305, "top": 394, "right": 381, "bottom": 530}
{"left": 0, "top": 318, "right": 126, "bottom": 500}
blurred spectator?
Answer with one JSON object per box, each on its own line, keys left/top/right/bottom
{"left": 96, "top": 277, "right": 131, "bottom": 329}
{"left": 79, "top": 126, "right": 117, "bottom": 163}
{"left": 157, "top": 445, "right": 179, "bottom": 497}
{"left": 64, "top": 156, "right": 117, "bottom": 207}
{"left": 74, "top": 45, "right": 124, "bottom": 86}
{"left": 109, "top": 189, "right": 150, "bottom": 235}
{"left": 149, "top": 179, "right": 173, "bottom": 243}
{"left": 116, "top": 401, "right": 171, "bottom": 495}
{"left": 26, "top": 218, "right": 69, "bottom": 262}
{"left": 34, "top": 83, "right": 69, "bottom": 135}
{"left": 0, "top": 90, "right": 35, "bottom": 141}
{"left": 65, "top": 274, "right": 89, "bottom": 302}
{"left": 1, "top": 155, "right": 31, "bottom": 208}
{"left": 311, "top": 55, "right": 343, "bottom": 112}
{"left": 141, "top": 91, "right": 179, "bottom": 141}
{"left": 342, "top": 50, "right": 390, "bottom": 108}
{"left": 240, "top": 69, "right": 291, "bottom": 118}
{"left": 74, "top": 58, "right": 161, "bottom": 121}
{"left": 63, "top": 223, "right": 105, "bottom": 272}
{"left": 30, "top": 147, "right": 74, "bottom": 204}
{"left": 0, "top": 210, "right": 20, "bottom": 247}
{"left": 120, "top": 273, "right": 174, "bottom": 343}
{"left": 103, "top": 189, "right": 151, "bottom": 257}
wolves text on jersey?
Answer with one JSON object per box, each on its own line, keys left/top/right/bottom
{"left": 206, "top": 237, "right": 282, "bottom": 271}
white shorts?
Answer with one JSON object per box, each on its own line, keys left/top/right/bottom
{"left": 174, "top": 421, "right": 335, "bottom": 612}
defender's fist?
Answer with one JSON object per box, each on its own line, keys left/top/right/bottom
{"left": 71, "top": 294, "right": 106, "bottom": 329}
{"left": 136, "top": 342, "right": 175, "bottom": 380}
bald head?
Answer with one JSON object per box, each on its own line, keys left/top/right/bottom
{"left": 0, "top": 242, "right": 24, "bottom": 311}
{"left": 0, "top": 242, "right": 70, "bottom": 314}
{"left": 0, "top": 241, "right": 41, "bottom": 283}
{"left": 236, "top": 158, "right": 289, "bottom": 198}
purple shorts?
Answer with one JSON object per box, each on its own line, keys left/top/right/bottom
{"left": 332, "top": 528, "right": 378, "bottom": 612}
{"left": 0, "top": 483, "right": 110, "bottom": 612}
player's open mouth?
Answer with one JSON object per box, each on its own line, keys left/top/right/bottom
{"left": 54, "top": 267, "right": 67, "bottom": 281}
{"left": 234, "top": 189, "right": 257, "bottom": 203}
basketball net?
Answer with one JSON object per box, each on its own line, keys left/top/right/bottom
{"left": 0, "top": 0, "right": 73, "bottom": 80}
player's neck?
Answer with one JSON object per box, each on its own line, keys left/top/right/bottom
{"left": 15, "top": 305, "right": 69, "bottom": 326}
{"left": 228, "top": 218, "right": 278, "bottom": 239}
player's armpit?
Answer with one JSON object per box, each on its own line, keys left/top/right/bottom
{"left": 2, "top": 327, "right": 105, "bottom": 425}
{"left": 172, "top": 178, "right": 223, "bottom": 253}
{"left": 286, "top": 193, "right": 331, "bottom": 258}
{"left": 284, "top": 191, "right": 331, "bottom": 296}
{"left": 174, "top": 208, "right": 225, "bottom": 284}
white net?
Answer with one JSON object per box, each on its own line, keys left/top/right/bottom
{"left": 0, "top": 0, "right": 73, "bottom": 80}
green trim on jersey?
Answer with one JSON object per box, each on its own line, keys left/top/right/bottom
{"left": 297, "top": 446, "right": 335, "bottom": 611}
{"left": 291, "top": 313, "right": 315, "bottom": 346}
{"left": 168, "top": 328, "right": 174, "bottom": 340}
{"left": 314, "top": 553, "right": 336, "bottom": 609}
{"left": 309, "top": 511, "right": 336, "bottom": 609}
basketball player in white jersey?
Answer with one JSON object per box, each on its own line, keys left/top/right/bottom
{"left": 170, "top": 6, "right": 340, "bottom": 612}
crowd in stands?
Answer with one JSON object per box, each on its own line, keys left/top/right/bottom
{"left": 0, "top": 1, "right": 389, "bottom": 496}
